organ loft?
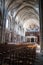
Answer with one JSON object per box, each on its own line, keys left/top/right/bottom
{"left": 0, "top": 0, "right": 43, "bottom": 65}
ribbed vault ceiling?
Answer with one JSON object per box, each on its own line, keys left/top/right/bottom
{"left": 5, "top": 0, "right": 39, "bottom": 32}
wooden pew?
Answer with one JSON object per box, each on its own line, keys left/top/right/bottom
{"left": 0, "top": 43, "right": 36, "bottom": 65}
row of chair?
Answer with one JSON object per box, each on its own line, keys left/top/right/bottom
{"left": 0, "top": 44, "right": 36, "bottom": 65}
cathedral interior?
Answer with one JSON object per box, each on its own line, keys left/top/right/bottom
{"left": 0, "top": 0, "right": 43, "bottom": 65}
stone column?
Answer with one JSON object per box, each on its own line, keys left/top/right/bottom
{"left": 1, "top": 0, "right": 6, "bottom": 43}
{"left": 39, "top": 0, "right": 43, "bottom": 51}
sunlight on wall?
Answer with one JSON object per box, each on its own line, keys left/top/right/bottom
{"left": 36, "top": 44, "right": 41, "bottom": 53}
{"left": 6, "top": 19, "right": 9, "bottom": 28}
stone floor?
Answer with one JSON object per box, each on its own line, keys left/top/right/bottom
{"left": 34, "top": 53, "right": 43, "bottom": 65}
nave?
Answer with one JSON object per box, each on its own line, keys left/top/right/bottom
{"left": 0, "top": 0, "right": 43, "bottom": 65}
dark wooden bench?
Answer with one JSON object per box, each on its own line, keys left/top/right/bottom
{"left": 0, "top": 43, "right": 36, "bottom": 65}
